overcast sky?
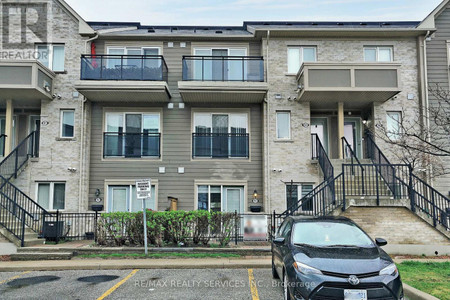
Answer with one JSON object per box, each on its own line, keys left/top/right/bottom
{"left": 65, "top": 0, "right": 442, "bottom": 26}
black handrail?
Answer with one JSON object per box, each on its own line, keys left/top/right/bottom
{"left": 341, "top": 136, "right": 365, "bottom": 193}
{"left": 311, "top": 134, "right": 334, "bottom": 181}
{"left": 182, "top": 55, "right": 264, "bottom": 82}
{"left": 80, "top": 54, "right": 168, "bottom": 82}
{"left": 192, "top": 133, "right": 249, "bottom": 159}
{"left": 103, "top": 132, "right": 161, "bottom": 158}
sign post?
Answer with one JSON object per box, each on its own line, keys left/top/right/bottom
{"left": 135, "top": 179, "right": 152, "bottom": 255}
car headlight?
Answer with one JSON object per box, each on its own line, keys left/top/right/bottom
{"left": 293, "top": 262, "right": 323, "bottom": 275}
{"left": 379, "top": 263, "right": 398, "bottom": 276}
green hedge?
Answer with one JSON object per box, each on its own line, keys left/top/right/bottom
{"left": 96, "top": 210, "right": 238, "bottom": 247}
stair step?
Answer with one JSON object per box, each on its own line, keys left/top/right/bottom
{"left": 10, "top": 252, "right": 73, "bottom": 261}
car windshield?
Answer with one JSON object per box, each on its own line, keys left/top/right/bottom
{"left": 291, "top": 221, "right": 374, "bottom": 247}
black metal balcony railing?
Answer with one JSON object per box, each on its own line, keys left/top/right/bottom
{"left": 182, "top": 56, "right": 264, "bottom": 82}
{"left": 192, "top": 133, "right": 249, "bottom": 158}
{"left": 81, "top": 55, "right": 168, "bottom": 81}
{"left": 103, "top": 132, "right": 161, "bottom": 158}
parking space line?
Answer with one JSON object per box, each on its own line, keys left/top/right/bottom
{"left": 247, "top": 269, "right": 260, "bottom": 300}
{"left": 0, "top": 271, "right": 31, "bottom": 285}
{"left": 97, "top": 269, "right": 139, "bottom": 300}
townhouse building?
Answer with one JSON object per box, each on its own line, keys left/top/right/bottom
{"left": 0, "top": 0, "right": 448, "bottom": 247}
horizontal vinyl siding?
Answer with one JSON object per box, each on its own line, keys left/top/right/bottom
{"left": 426, "top": 6, "right": 450, "bottom": 195}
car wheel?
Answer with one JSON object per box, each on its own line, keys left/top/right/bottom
{"left": 283, "top": 270, "right": 290, "bottom": 300}
{"left": 272, "top": 255, "right": 279, "bottom": 279}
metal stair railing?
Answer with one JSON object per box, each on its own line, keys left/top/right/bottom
{"left": 0, "top": 131, "right": 39, "bottom": 181}
{"left": 0, "top": 189, "right": 30, "bottom": 247}
{"left": 341, "top": 137, "right": 365, "bottom": 189}
{"left": 311, "top": 133, "right": 334, "bottom": 181}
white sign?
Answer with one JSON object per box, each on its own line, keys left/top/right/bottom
{"left": 135, "top": 179, "right": 152, "bottom": 200}
{"left": 243, "top": 215, "right": 268, "bottom": 241}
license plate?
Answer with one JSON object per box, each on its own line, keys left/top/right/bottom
{"left": 344, "top": 289, "right": 367, "bottom": 300}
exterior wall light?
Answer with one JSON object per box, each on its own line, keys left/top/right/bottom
{"left": 252, "top": 190, "right": 259, "bottom": 203}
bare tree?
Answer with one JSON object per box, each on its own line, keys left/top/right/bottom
{"left": 375, "top": 84, "right": 450, "bottom": 177}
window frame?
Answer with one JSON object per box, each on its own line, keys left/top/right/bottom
{"left": 287, "top": 46, "right": 317, "bottom": 74}
{"left": 36, "top": 182, "right": 66, "bottom": 211}
{"left": 363, "top": 46, "right": 393, "bottom": 62}
{"left": 35, "top": 44, "right": 65, "bottom": 72}
{"left": 106, "top": 184, "right": 157, "bottom": 213}
{"left": 105, "top": 112, "right": 161, "bottom": 134}
{"left": 106, "top": 46, "right": 161, "bottom": 56}
{"left": 386, "top": 111, "right": 402, "bottom": 141}
{"left": 60, "top": 109, "right": 75, "bottom": 138}
{"left": 195, "top": 183, "right": 246, "bottom": 213}
{"left": 285, "top": 183, "right": 314, "bottom": 211}
{"left": 276, "top": 111, "right": 291, "bottom": 140}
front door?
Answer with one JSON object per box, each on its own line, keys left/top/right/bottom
{"left": 311, "top": 118, "right": 328, "bottom": 154}
{"left": 29, "top": 116, "right": 40, "bottom": 156}
{"left": 344, "top": 118, "right": 362, "bottom": 159}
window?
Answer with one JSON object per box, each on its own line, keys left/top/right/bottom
{"left": 107, "top": 184, "right": 156, "bottom": 212}
{"left": 106, "top": 47, "right": 161, "bottom": 69}
{"left": 104, "top": 112, "right": 160, "bottom": 158}
{"left": 60, "top": 110, "right": 74, "bottom": 138}
{"left": 37, "top": 182, "right": 65, "bottom": 210}
{"left": 386, "top": 111, "right": 402, "bottom": 140}
{"left": 197, "top": 185, "right": 244, "bottom": 213}
{"left": 36, "top": 44, "right": 65, "bottom": 72}
{"left": 364, "top": 46, "right": 393, "bottom": 62}
{"left": 276, "top": 112, "right": 291, "bottom": 139}
{"left": 193, "top": 48, "right": 247, "bottom": 80}
{"left": 287, "top": 47, "right": 317, "bottom": 74}
{"left": 193, "top": 112, "right": 249, "bottom": 158}
{"left": 286, "top": 184, "right": 314, "bottom": 211}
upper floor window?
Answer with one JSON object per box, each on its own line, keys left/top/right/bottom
{"left": 36, "top": 44, "right": 65, "bottom": 72}
{"left": 364, "top": 46, "right": 393, "bottom": 62}
{"left": 104, "top": 112, "right": 160, "bottom": 158}
{"left": 106, "top": 46, "right": 161, "bottom": 68}
{"left": 192, "top": 112, "right": 249, "bottom": 158}
{"left": 276, "top": 111, "right": 291, "bottom": 139}
{"left": 386, "top": 111, "right": 402, "bottom": 140}
{"left": 191, "top": 48, "right": 249, "bottom": 81}
{"left": 287, "top": 47, "right": 317, "bottom": 74}
{"left": 60, "top": 110, "right": 74, "bottom": 138}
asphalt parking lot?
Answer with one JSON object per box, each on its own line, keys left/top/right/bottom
{"left": 0, "top": 268, "right": 283, "bottom": 300}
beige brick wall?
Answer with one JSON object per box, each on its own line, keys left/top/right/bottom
{"left": 1, "top": 0, "right": 89, "bottom": 212}
{"left": 263, "top": 37, "right": 421, "bottom": 213}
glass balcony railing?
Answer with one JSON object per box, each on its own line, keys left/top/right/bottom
{"left": 81, "top": 55, "right": 168, "bottom": 81}
{"left": 192, "top": 133, "right": 249, "bottom": 158}
{"left": 182, "top": 56, "right": 264, "bottom": 82}
{"left": 103, "top": 132, "right": 161, "bottom": 158}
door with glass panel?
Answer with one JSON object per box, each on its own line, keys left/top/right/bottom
{"left": 343, "top": 119, "right": 362, "bottom": 159}
{"left": 193, "top": 48, "right": 247, "bottom": 81}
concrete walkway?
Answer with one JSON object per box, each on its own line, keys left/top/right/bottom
{"left": 0, "top": 257, "right": 273, "bottom": 272}
{"left": 0, "top": 235, "right": 16, "bottom": 255}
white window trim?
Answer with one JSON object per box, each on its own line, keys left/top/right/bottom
{"left": 276, "top": 111, "right": 291, "bottom": 140}
{"left": 195, "top": 184, "right": 245, "bottom": 213}
{"left": 193, "top": 47, "right": 248, "bottom": 56}
{"left": 106, "top": 46, "right": 161, "bottom": 55}
{"left": 35, "top": 44, "right": 65, "bottom": 71}
{"left": 105, "top": 112, "right": 161, "bottom": 133}
{"left": 287, "top": 46, "right": 317, "bottom": 74}
{"left": 364, "top": 46, "right": 393, "bottom": 62}
{"left": 386, "top": 111, "right": 402, "bottom": 141}
{"left": 192, "top": 112, "right": 249, "bottom": 133}
{"left": 285, "top": 183, "right": 315, "bottom": 211}
{"left": 60, "top": 109, "right": 75, "bottom": 138}
{"left": 36, "top": 182, "right": 66, "bottom": 211}
{"left": 105, "top": 183, "right": 158, "bottom": 212}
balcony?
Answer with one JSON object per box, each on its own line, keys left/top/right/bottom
{"left": 75, "top": 55, "right": 170, "bottom": 102}
{"left": 0, "top": 60, "right": 54, "bottom": 104}
{"left": 179, "top": 56, "right": 267, "bottom": 103}
{"left": 297, "top": 62, "right": 401, "bottom": 109}
{"left": 192, "top": 133, "right": 249, "bottom": 159}
{"left": 103, "top": 132, "right": 161, "bottom": 158}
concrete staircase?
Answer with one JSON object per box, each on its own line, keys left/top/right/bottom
{"left": 339, "top": 206, "right": 450, "bottom": 245}
{"left": 0, "top": 209, "right": 44, "bottom": 248}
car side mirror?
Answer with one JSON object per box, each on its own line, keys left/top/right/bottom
{"left": 273, "top": 237, "right": 286, "bottom": 245}
{"left": 375, "top": 238, "right": 388, "bottom": 247}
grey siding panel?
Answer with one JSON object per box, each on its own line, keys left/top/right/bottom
{"left": 88, "top": 40, "right": 263, "bottom": 211}
{"left": 426, "top": 6, "right": 450, "bottom": 195}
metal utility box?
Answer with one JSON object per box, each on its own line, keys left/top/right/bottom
{"left": 43, "top": 221, "right": 64, "bottom": 240}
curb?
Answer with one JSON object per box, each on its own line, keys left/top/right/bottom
{"left": 0, "top": 258, "right": 272, "bottom": 272}
{"left": 403, "top": 283, "right": 440, "bottom": 300}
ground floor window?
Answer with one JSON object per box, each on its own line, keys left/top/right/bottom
{"left": 37, "top": 182, "right": 65, "bottom": 210}
{"left": 107, "top": 184, "right": 156, "bottom": 212}
{"left": 286, "top": 183, "right": 313, "bottom": 211}
{"left": 197, "top": 185, "right": 244, "bottom": 213}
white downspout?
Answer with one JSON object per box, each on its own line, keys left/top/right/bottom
{"left": 423, "top": 31, "right": 434, "bottom": 185}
